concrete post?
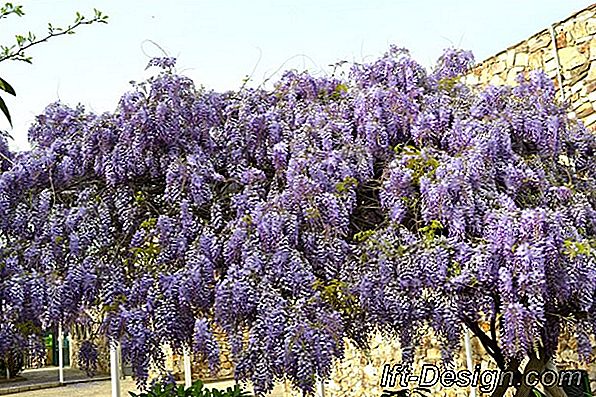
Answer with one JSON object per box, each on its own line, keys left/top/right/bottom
{"left": 183, "top": 346, "right": 192, "bottom": 389}
{"left": 58, "top": 324, "right": 64, "bottom": 384}
{"left": 110, "top": 340, "right": 122, "bottom": 397}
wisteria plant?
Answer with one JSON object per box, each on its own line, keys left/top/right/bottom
{"left": 0, "top": 47, "right": 594, "bottom": 397}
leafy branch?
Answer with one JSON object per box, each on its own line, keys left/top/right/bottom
{"left": 0, "top": 7, "right": 108, "bottom": 64}
{"left": 0, "top": 3, "right": 108, "bottom": 127}
{"left": 0, "top": 2, "right": 22, "bottom": 20}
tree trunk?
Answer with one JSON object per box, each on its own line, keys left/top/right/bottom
{"left": 514, "top": 353, "right": 547, "bottom": 397}
{"left": 513, "top": 355, "right": 569, "bottom": 397}
{"left": 541, "top": 359, "right": 568, "bottom": 397}
{"left": 490, "top": 358, "right": 521, "bottom": 397}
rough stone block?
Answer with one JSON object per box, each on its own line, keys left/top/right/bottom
{"left": 572, "top": 21, "right": 588, "bottom": 39}
{"left": 588, "top": 62, "right": 596, "bottom": 80}
{"left": 589, "top": 39, "right": 596, "bottom": 60}
{"left": 514, "top": 52, "right": 529, "bottom": 66}
{"left": 544, "top": 57, "right": 558, "bottom": 73}
{"left": 567, "top": 32, "right": 576, "bottom": 47}
{"left": 575, "top": 9, "right": 595, "bottom": 22}
{"left": 463, "top": 76, "right": 475, "bottom": 86}
{"left": 583, "top": 111, "right": 596, "bottom": 127}
{"left": 587, "top": 18, "right": 596, "bottom": 34}
{"left": 528, "top": 32, "right": 551, "bottom": 52}
{"left": 489, "top": 74, "right": 505, "bottom": 86}
{"left": 556, "top": 31, "right": 568, "bottom": 48}
{"left": 570, "top": 79, "right": 585, "bottom": 94}
{"left": 564, "top": 63, "right": 589, "bottom": 86}
{"left": 576, "top": 102, "right": 595, "bottom": 118}
{"left": 558, "top": 46, "right": 588, "bottom": 70}
{"left": 491, "top": 60, "right": 507, "bottom": 74}
{"left": 528, "top": 51, "right": 544, "bottom": 69}
{"left": 506, "top": 49, "right": 516, "bottom": 67}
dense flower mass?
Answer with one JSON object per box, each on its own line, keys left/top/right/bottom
{"left": 0, "top": 46, "right": 594, "bottom": 395}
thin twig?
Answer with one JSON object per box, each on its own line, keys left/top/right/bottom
{"left": 0, "top": 16, "right": 106, "bottom": 63}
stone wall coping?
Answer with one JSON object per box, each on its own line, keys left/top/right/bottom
{"left": 472, "top": 3, "right": 596, "bottom": 70}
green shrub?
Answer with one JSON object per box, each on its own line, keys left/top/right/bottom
{"left": 129, "top": 379, "right": 252, "bottom": 397}
{"left": 0, "top": 347, "right": 24, "bottom": 378}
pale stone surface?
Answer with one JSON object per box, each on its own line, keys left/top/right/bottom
{"left": 570, "top": 79, "right": 586, "bottom": 94}
{"left": 590, "top": 38, "right": 596, "bottom": 60}
{"left": 588, "top": 17, "right": 596, "bottom": 35}
{"left": 13, "top": 379, "right": 140, "bottom": 397}
{"left": 558, "top": 46, "right": 588, "bottom": 70}
{"left": 544, "top": 57, "right": 558, "bottom": 73}
{"left": 514, "top": 52, "right": 529, "bottom": 67}
{"left": 528, "top": 51, "right": 544, "bottom": 69}
{"left": 575, "top": 8, "right": 595, "bottom": 22}
{"left": 572, "top": 20, "right": 588, "bottom": 39}
{"left": 588, "top": 61, "right": 596, "bottom": 80}
{"left": 506, "top": 49, "right": 516, "bottom": 67}
{"left": 576, "top": 101, "right": 595, "bottom": 118}
{"left": 489, "top": 74, "right": 505, "bottom": 86}
{"left": 583, "top": 110, "right": 596, "bottom": 127}
{"left": 491, "top": 60, "right": 507, "bottom": 74}
{"left": 528, "top": 32, "right": 551, "bottom": 52}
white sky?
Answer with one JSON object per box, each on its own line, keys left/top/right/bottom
{"left": 0, "top": 0, "right": 592, "bottom": 150}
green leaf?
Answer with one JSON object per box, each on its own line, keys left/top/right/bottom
{"left": 0, "top": 77, "right": 15, "bottom": 96}
{"left": 353, "top": 229, "right": 375, "bottom": 242}
{"left": 0, "top": 96, "right": 12, "bottom": 127}
{"left": 334, "top": 83, "right": 348, "bottom": 93}
{"left": 216, "top": 388, "right": 224, "bottom": 396}
{"left": 15, "top": 34, "right": 25, "bottom": 46}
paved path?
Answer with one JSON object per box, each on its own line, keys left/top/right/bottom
{"left": 0, "top": 367, "right": 110, "bottom": 395}
{"left": 10, "top": 378, "right": 140, "bottom": 396}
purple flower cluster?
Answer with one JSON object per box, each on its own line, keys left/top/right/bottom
{"left": 146, "top": 57, "right": 177, "bottom": 70}
{"left": 0, "top": 47, "right": 594, "bottom": 395}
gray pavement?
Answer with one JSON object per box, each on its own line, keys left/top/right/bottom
{"left": 8, "top": 378, "right": 140, "bottom": 397}
{"left": 0, "top": 367, "right": 110, "bottom": 395}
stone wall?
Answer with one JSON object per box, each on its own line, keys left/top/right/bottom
{"left": 463, "top": 4, "right": 596, "bottom": 131}
{"left": 68, "top": 333, "right": 111, "bottom": 375}
{"left": 164, "top": 328, "right": 235, "bottom": 382}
